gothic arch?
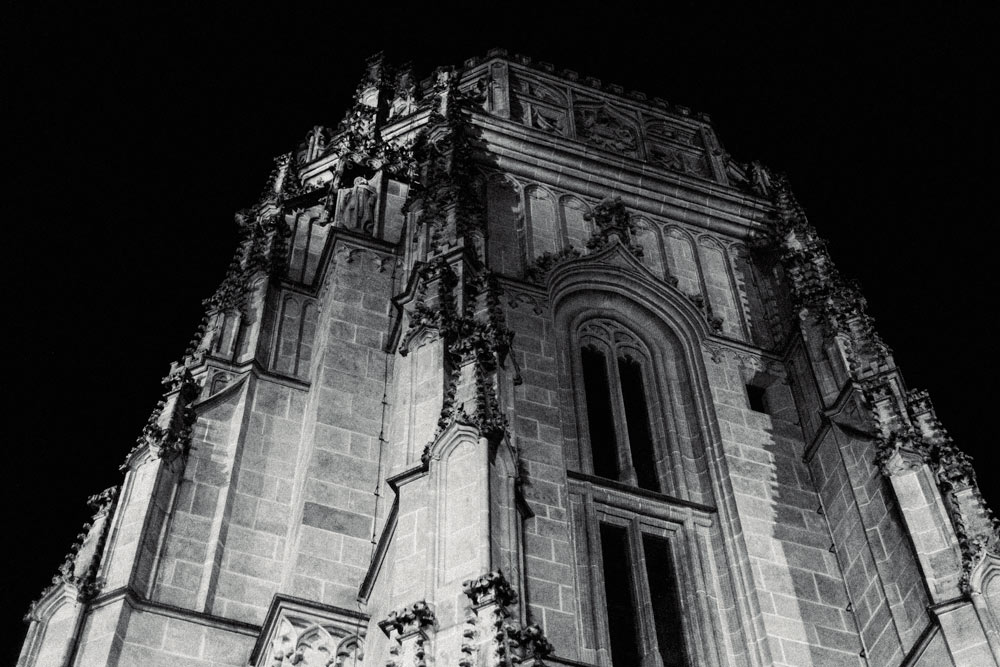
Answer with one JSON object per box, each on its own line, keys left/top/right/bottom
{"left": 546, "top": 247, "right": 769, "bottom": 667}
{"left": 18, "top": 587, "right": 83, "bottom": 667}
{"left": 969, "top": 551, "right": 1000, "bottom": 654}
{"left": 547, "top": 245, "right": 716, "bottom": 504}
{"left": 427, "top": 422, "right": 491, "bottom": 589}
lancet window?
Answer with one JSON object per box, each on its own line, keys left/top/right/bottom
{"left": 577, "top": 319, "right": 662, "bottom": 492}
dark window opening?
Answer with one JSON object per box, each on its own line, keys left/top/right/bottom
{"left": 643, "top": 534, "right": 688, "bottom": 667}
{"left": 746, "top": 384, "right": 767, "bottom": 413}
{"left": 582, "top": 346, "right": 619, "bottom": 480}
{"left": 600, "top": 523, "right": 640, "bottom": 666}
{"left": 619, "top": 356, "right": 660, "bottom": 492}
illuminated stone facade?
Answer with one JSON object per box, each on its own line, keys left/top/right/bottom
{"left": 18, "top": 51, "right": 1000, "bottom": 667}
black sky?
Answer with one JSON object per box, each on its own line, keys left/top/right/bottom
{"left": 4, "top": 3, "right": 995, "bottom": 659}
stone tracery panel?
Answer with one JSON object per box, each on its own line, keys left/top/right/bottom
{"left": 510, "top": 73, "right": 570, "bottom": 136}
{"left": 573, "top": 103, "right": 640, "bottom": 158}
{"left": 263, "top": 619, "right": 364, "bottom": 667}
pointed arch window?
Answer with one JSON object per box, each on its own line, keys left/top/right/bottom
{"left": 578, "top": 320, "right": 661, "bottom": 492}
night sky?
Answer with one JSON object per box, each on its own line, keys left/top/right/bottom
{"left": 4, "top": 4, "right": 994, "bottom": 659}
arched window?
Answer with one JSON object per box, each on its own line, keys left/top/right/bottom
{"left": 578, "top": 319, "right": 661, "bottom": 492}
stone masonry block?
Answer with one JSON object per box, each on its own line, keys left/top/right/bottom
{"left": 301, "top": 501, "right": 371, "bottom": 540}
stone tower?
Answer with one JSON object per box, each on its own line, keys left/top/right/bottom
{"left": 18, "top": 51, "right": 1000, "bottom": 667}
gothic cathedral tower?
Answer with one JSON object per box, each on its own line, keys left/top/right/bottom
{"left": 18, "top": 52, "right": 1000, "bottom": 667}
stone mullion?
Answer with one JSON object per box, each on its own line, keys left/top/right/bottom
{"left": 627, "top": 518, "right": 664, "bottom": 667}
{"left": 607, "top": 352, "right": 638, "bottom": 487}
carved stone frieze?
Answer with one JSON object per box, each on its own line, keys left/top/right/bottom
{"left": 252, "top": 598, "right": 366, "bottom": 667}
{"left": 574, "top": 104, "right": 639, "bottom": 157}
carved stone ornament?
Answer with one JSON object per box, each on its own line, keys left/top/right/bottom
{"left": 462, "top": 569, "right": 518, "bottom": 608}
{"left": 334, "top": 177, "right": 378, "bottom": 233}
{"left": 120, "top": 368, "right": 201, "bottom": 469}
{"left": 378, "top": 601, "right": 436, "bottom": 638}
{"left": 262, "top": 618, "right": 364, "bottom": 667}
{"left": 584, "top": 196, "right": 643, "bottom": 257}
{"left": 648, "top": 144, "right": 710, "bottom": 178}
{"left": 528, "top": 105, "right": 567, "bottom": 135}
{"left": 574, "top": 105, "right": 639, "bottom": 156}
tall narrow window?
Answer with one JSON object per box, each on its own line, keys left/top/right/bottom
{"left": 643, "top": 534, "right": 687, "bottom": 667}
{"left": 600, "top": 523, "right": 640, "bottom": 666}
{"left": 598, "top": 523, "right": 690, "bottom": 666}
{"left": 619, "top": 356, "right": 659, "bottom": 492}
{"left": 578, "top": 320, "right": 664, "bottom": 492}
{"left": 582, "top": 346, "right": 619, "bottom": 480}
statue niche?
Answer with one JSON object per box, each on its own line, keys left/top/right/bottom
{"left": 334, "top": 176, "right": 377, "bottom": 233}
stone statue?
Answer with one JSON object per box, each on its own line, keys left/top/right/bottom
{"left": 335, "top": 176, "right": 377, "bottom": 232}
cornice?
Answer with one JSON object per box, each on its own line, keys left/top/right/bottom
{"left": 471, "top": 113, "right": 771, "bottom": 238}
{"left": 567, "top": 470, "right": 717, "bottom": 518}
{"left": 88, "top": 585, "right": 260, "bottom": 635}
